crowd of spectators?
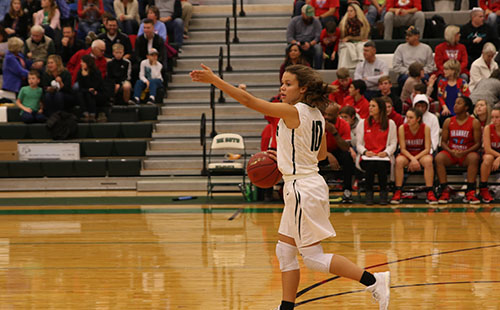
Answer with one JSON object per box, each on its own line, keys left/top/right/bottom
{"left": 1, "top": 0, "right": 192, "bottom": 123}
{"left": 280, "top": 1, "right": 500, "bottom": 205}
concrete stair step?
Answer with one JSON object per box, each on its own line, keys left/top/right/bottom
{"left": 189, "top": 16, "right": 290, "bottom": 30}
{"left": 136, "top": 175, "right": 246, "bottom": 188}
{"left": 147, "top": 138, "right": 261, "bottom": 155}
{"left": 175, "top": 57, "right": 282, "bottom": 72}
{"left": 186, "top": 29, "right": 286, "bottom": 44}
{"left": 171, "top": 71, "right": 280, "bottom": 84}
{"left": 154, "top": 120, "right": 267, "bottom": 136}
{"left": 179, "top": 43, "right": 287, "bottom": 58}
{"left": 160, "top": 104, "right": 262, "bottom": 119}
{"left": 169, "top": 81, "right": 279, "bottom": 89}
{"left": 192, "top": 3, "right": 292, "bottom": 16}
{"left": 166, "top": 87, "right": 278, "bottom": 100}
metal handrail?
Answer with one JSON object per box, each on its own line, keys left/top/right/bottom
{"left": 209, "top": 84, "right": 217, "bottom": 138}
{"left": 200, "top": 113, "right": 207, "bottom": 176}
{"left": 225, "top": 18, "right": 233, "bottom": 71}
{"left": 218, "top": 47, "right": 225, "bottom": 102}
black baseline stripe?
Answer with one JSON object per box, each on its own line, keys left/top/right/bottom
{"left": 295, "top": 281, "right": 500, "bottom": 307}
{"left": 228, "top": 208, "right": 243, "bottom": 220}
{"left": 296, "top": 243, "right": 500, "bottom": 298}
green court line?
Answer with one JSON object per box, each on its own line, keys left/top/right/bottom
{"left": 0, "top": 207, "right": 497, "bottom": 215}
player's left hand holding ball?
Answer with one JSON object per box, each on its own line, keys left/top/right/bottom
{"left": 190, "top": 64, "right": 217, "bottom": 84}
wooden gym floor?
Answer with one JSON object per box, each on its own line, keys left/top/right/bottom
{"left": 0, "top": 191, "right": 498, "bottom": 309}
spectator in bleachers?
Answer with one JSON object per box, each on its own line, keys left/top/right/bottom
{"left": 470, "top": 69, "right": 500, "bottom": 106}
{"left": 114, "top": 0, "right": 140, "bottom": 35}
{"left": 180, "top": 0, "right": 193, "bottom": 38}
{"left": 0, "top": 0, "right": 10, "bottom": 24}
{"left": 478, "top": 105, "right": 500, "bottom": 203}
{"left": 383, "top": 96, "right": 404, "bottom": 127}
{"left": 2, "top": 37, "right": 30, "bottom": 93}
{"left": 383, "top": 0, "right": 425, "bottom": 40}
{"left": 134, "top": 18, "right": 165, "bottom": 65}
{"left": 438, "top": 59, "right": 470, "bottom": 120}
{"left": 469, "top": 42, "right": 498, "bottom": 91}
{"left": 311, "top": 0, "right": 339, "bottom": 26}
{"left": 67, "top": 39, "right": 107, "bottom": 84}
{"left": 41, "top": 54, "right": 72, "bottom": 117}
{"left": 138, "top": 6, "right": 167, "bottom": 43}
{"left": 279, "top": 43, "right": 310, "bottom": 83}
{"left": 23, "top": 0, "right": 41, "bottom": 27}
{"left": 473, "top": 99, "right": 491, "bottom": 131}
{"left": 354, "top": 40, "right": 388, "bottom": 99}
{"left": 329, "top": 67, "right": 351, "bottom": 106}
{"left": 0, "top": 26, "right": 7, "bottom": 68}
{"left": 400, "top": 62, "right": 436, "bottom": 105}
{"left": 320, "top": 21, "right": 339, "bottom": 69}
{"left": 324, "top": 102, "right": 355, "bottom": 203}
{"left": 435, "top": 25, "right": 469, "bottom": 81}
{"left": 16, "top": 69, "right": 46, "bottom": 123}
{"left": 286, "top": 4, "right": 323, "bottom": 69}
{"left": 480, "top": 0, "right": 500, "bottom": 36}
{"left": 375, "top": 76, "right": 402, "bottom": 114}
{"left": 391, "top": 107, "right": 436, "bottom": 204}
{"left": 393, "top": 26, "right": 435, "bottom": 87}
{"left": 356, "top": 97, "right": 398, "bottom": 205}
{"left": 97, "top": 16, "right": 132, "bottom": 60}
{"left": 436, "top": 96, "right": 481, "bottom": 204}
{"left": 412, "top": 93, "right": 439, "bottom": 152}
{"left": 24, "top": 25, "right": 55, "bottom": 70}
{"left": 132, "top": 47, "right": 162, "bottom": 104}
{"left": 344, "top": 79, "right": 369, "bottom": 119}
{"left": 339, "top": 105, "right": 360, "bottom": 157}
{"left": 77, "top": 54, "right": 104, "bottom": 122}
{"left": 107, "top": 43, "right": 132, "bottom": 105}
{"left": 103, "top": 0, "right": 115, "bottom": 15}
{"left": 58, "top": 25, "right": 85, "bottom": 65}
{"left": 3, "top": 0, "right": 29, "bottom": 39}
{"left": 33, "top": 0, "right": 60, "bottom": 40}
{"left": 157, "top": 0, "right": 184, "bottom": 50}
{"left": 78, "top": 0, "right": 105, "bottom": 39}
{"left": 337, "top": 2, "right": 369, "bottom": 69}
{"left": 366, "top": 0, "right": 387, "bottom": 27}
{"left": 460, "top": 8, "right": 496, "bottom": 67}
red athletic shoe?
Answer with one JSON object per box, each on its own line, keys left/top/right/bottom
{"left": 438, "top": 187, "right": 451, "bottom": 204}
{"left": 390, "top": 190, "right": 402, "bottom": 204}
{"left": 480, "top": 188, "right": 494, "bottom": 203}
{"left": 426, "top": 191, "right": 438, "bottom": 205}
{"left": 463, "top": 190, "right": 480, "bottom": 204}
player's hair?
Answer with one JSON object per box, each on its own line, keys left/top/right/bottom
{"left": 459, "top": 95, "right": 474, "bottom": 114}
{"left": 368, "top": 97, "right": 389, "bottom": 131}
{"left": 474, "top": 99, "right": 492, "bottom": 125}
{"left": 285, "top": 65, "right": 334, "bottom": 112}
{"left": 408, "top": 62, "right": 424, "bottom": 78}
{"left": 378, "top": 75, "right": 391, "bottom": 84}
{"left": 413, "top": 83, "right": 427, "bottom": 94}
{"left": 339, "top": 105, "right": 356, "bottom": 117}
{"left": 406, "top": 107, "right": 423, "bottom": 124}
{"left": 351, "top": 79, "right": 367, "bottom": 95}
{"left": 336, "top": 67, "right": 350, "bottom": 79}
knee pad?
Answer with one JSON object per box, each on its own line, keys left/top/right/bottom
{"left": 299, "top": 244, "right": 333, "bottom": 274}
{"left": 276, "top": 241, "right": 300, "bottom": 272}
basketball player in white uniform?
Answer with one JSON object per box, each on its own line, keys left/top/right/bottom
{"left": 191, "top": 64, "right": 390, "bottom": 310}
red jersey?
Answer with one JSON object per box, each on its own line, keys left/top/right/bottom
{"left": 329, "top": 78, "right": 351, "bottom": 107}
{"left": 403, "top": 123, "right": 426, "bottom": 155}
{"left": 488, "top": 124, "right": 500, "bottom": 152}
{"left": 310, "top": 0, "right": 340, "bottom": 20}
{"left": 386, "top": 0, "right": 422, "bottom": 10}
{"left": 326, "top": 117, "right": 351, "bottom": 152}
{"left": 364, "top": 118, "right": 389, "bottom": 153}
{"left": 344, "top": 95, "right": 370, "bottom": 119}
{"left": 448, "top": 116, "right": 475, "bottom": 151}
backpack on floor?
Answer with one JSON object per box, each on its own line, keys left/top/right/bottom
{"left": 46, "top": 111, "right": 78, "bottom": 140}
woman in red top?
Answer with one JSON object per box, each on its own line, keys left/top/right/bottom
{"left": 391, "top": 108, "right": 436, "bottom": 205}
{"left": 436, "top": 96, "right": 482, "bottom": 204}
{"left": 356, "top": 97, "right": 397, "bottom": 205}
{"left": 478, "top": 106, "right": 500, "bottom": 203}
{"left": 434, "top": 25, "right": 469, "bottom": 80}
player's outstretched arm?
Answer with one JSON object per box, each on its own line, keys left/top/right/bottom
{"left": 190, "top": 64, "right": 299, "bottom": 124}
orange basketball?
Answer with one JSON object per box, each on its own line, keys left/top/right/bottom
{"left": 247, "top": 152, "right": 282, "bottom": 188}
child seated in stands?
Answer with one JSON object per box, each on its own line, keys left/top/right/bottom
{"left": 107, "top": 43, "right": 132, "bottom": 105}
{"left": 383, "top": 96, "right": 404, "bottom": 128}
{"left": 376, "top": 75, "right": 402, "bottom": 114}
{"left": 132, "top": 48, "right": 163, "bottom": 104}
{"left": 438, "top": 59, "right": 470, "bottom": 120}
{"left": 478, "top": 106, "right": 500, "bottom": 203}
{"left": 329, "top": 67, "right": 351, "bottom": 106}
{"left": 320, "top": 21, "right": 340, "bottom": 69}
{"left": 339, "top": 105, "right": 359, "bottom": 161}
{"left": 401, "top": 62, "right": 436, "bottom": 105}
{"left": 391, "top": 108, "right": 436, "bottom": 205}
{"left": 436, "top": 96, "right": 481, "bottom": 204}
{"left": 16, "top": 70, "right": 46, "bottom": 123}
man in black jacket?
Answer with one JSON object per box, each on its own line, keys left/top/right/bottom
{"left": 97, "top": 16, "right": 133, "bottom": 60}
{"left": 157, "top": 0, "right": 183, "bottom": 50}
{"left": 133, "top": 18, "right": 166, "bottom": 65}
{"left": 460, "top": 8, "right": 498, "bottom": 67}
{"left": 58, "top": 25, "right": 85, "bottom": 65}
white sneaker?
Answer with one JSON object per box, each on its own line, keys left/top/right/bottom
{"left": 366, "top": 271, "right": 390, "bottom": 310}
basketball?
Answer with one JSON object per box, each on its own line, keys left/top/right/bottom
{"left": 247, "top": 152, "right": 282, "bottom": 188}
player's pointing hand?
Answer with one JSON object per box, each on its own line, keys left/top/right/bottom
{"left": 190, "top": 64, "right": 217, "bottom": 84}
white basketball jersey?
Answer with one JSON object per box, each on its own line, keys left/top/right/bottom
{"left": 276, "top": 102, "right": 324, "bottom": 177}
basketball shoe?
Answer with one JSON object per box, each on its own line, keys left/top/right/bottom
{"left": 366, "top": 271, "right": 390, "bottom": 310}
{"left": 390, "top": 190, "right": 402, "bottom": 204}
{"left": 463, "top": 190, "right": 480, "bottom": 204}
{"left": 479, "top": 187, "right": 493, "bottom": 203}
{"left": 426, "top": 190, "right": 438, "bottom": 205}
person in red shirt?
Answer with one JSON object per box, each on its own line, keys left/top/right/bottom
{"left": 391, "top": 108, "right": 437, "bottom": 205}
{"left": 434, "top": 25, "right": 469, "bottom": 80}
{"left": 344, "top": 79, "right": 369, "bottom": 119}
{"left": 323, "top": 102, "right": 355, "bottom": 202}
{"left": 320, "top": 21, "right": 340, "bottom": 69}
{"left": 66, "top": 39, "right": 107, "bottom": 84}
{"left": 436, "top": 96, "right": 481, "bottom": 204}
{"left": 479, "top": 106, "right": 500, "bottom": 203}
{"left": 383, "top": 0, "right": 425, "bottom": 40}
{"left": 481, "top": 0, "right": 500, "bottom": 36}
{"left": 329, "top": 67, "right": 351, "bottom": 106}
{"left": 383, "top": 96, "right": 404, "bottom": 128}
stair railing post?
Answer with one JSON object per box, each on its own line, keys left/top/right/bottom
{"left": 218, "top": 47, "right": 225, "bottom": 103}
{"left": 210, "top": 84, "right": 217, "bottom": 138}
{"left": 225, "top": 17, "right": 233, "bottom": 72}
{"left": 200, "top": 113, "right": 207, "bottom": 176}
{"left": 239, "top": 0, "right": 246, "bottom": 16}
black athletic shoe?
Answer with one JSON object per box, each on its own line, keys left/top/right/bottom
{"left": 342, "top": 189, "right": 353, "bottom": 203}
